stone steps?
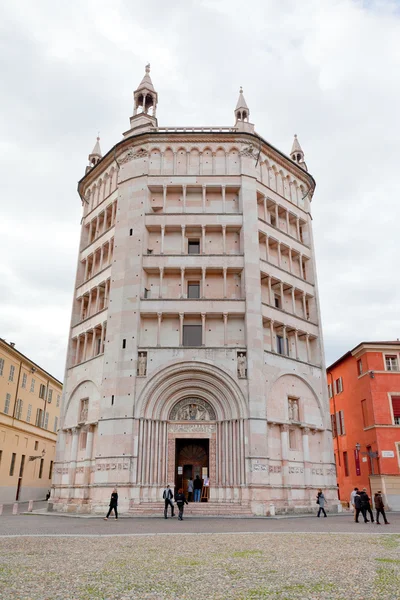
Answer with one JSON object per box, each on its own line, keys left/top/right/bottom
{"left": 129, "top": 501, "right": 253, "bottom": 517}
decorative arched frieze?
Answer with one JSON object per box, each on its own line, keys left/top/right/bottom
{"left": 135, "top": 360, "right": 248, "bottom": 421}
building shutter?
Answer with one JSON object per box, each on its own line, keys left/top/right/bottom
{"left": 339, "top": 410, "right": 345, "bottom": 435}
{"left": 392, "top": 396, "right": 400, "bottom": 421}
{"left": 336, "top": 412, "right": 342, "bottom": 436}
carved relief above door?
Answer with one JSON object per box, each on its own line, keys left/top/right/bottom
{"left": 169, "top": 398, "right": 216, "bottom": 421}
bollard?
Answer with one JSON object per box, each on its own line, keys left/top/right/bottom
{"left": 269, "top": 503, "right": 276, "bottom": 516}
{"left": 0, "top": 504, "right": 3, "bottom": 516}
{"left": 12, "top": 503, "right": 18, "bottom": 515}
{"left": 28, "top": 500, "right": 33, "bottom": 512}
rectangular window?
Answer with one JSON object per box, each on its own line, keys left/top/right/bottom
{"left": 22, "top": 373, "right": 27, "bottom": 388}
{"left": 48, "top": 460, "right": 53, "bottom": 480}
{"left": 34, "top": 441, "right": 38, "bottom": 451}
{"left": 343, "top": 451, "right": 349, "bottom": 477}
{"left": 38, "top": 458, "right": 44, "bottom": 479}
{"left": 9, "top": 365, "right": 15, "bottom": 382}
{"left": 188, "top": 239, "right": 200, "bottom": 255}
{"left": 385, "top": 355, "right": 399, "bottom": 372}
{"left": 277, "top": 335, "right": 286, "bottom": 355}
{"left": 328, "top": 384, "right": 332, "bottom": 399}
{"left": 187, "top": 282, "right": 200, "bottom": 299}
{"left": 35, "top": 408, "right": 44, "bottom": 427}
{"left": 330, "top": 413, "right": 337, "bottom": 437}
{"left": 19, "top": 455, "right": 25, "bottom": 478}
{"left": 39, "top": 384, "right": 46, "bottom": 399}
{"left": 274, "top": 294, "right": 281, "bottom": 309}
{"left": 4, "top": 393, "right": 11, "bottom": 414}
{"left": 361, "top": 399, "right": 370, "bottom": 428}
{"left": 26, "top": 404, "right": 32, "bottom": 423}
{"left": 0, "top": 358, "right": 4, "bottom": 376}
{"left": 337, "top": 410, "right": 345, "bottom": 435}
{"left": 183, "top": 325, "right": 202, "bottom": 347}
{"left": 9, "top": 453, "right": 16, "bottom": 476}
{"left": 56, "top": 394, "right": 60, "bottom": 407}
{"left": 391, "top": 396, "right": 400, "bottom": 425}
{"left": 53, "top": 416, "right": 58, "bottom": 432}
{"left": 335, "top": 377, "right": 343, "bottom": 394}
{"left": 357, "top": 359, "right": 363, "bottom": 376}
{"left": 48, "top": 389, "right": 53, "bottom": 403}
{"left": 44, "top": 412, "right": 49, "bottom": 430}
{"left": 144, "top": 288, "right": 150, "bottom": 298}
{"left": 15, "top": 399, "right": 23, "bottom": 420}
{"left": 30, "top": 378, "right": 35, "bottom": 393}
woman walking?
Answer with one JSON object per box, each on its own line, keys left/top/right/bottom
{"left": 316, "top": 489, "right": 327, "bottom": 517}
{"left": 104, "top": 488, "right": 118, "bottom": 520}
{"left": 175, "top": 488, "right": 188, "bottom": 521}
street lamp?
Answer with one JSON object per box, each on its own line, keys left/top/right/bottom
{"left": 29, "top": 449, "right": 46, "bottom": 462}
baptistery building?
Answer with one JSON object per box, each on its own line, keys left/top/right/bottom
{"left": 52, "top": 66, "right": 337, "bottom": 515}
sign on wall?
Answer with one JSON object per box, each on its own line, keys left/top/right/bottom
{"left": 381, "top": 450, "right": 395, "bottom": 458}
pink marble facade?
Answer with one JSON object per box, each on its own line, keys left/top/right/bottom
{"left": 52, "top": 68, "right": 337, "bottom": 515}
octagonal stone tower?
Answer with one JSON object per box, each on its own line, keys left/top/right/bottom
{"left": 52, "top": 66, "right": 337, "bottom": 515}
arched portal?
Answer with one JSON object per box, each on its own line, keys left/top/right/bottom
{"left": 134, "top": 361, "right": 247, "bottom": 502}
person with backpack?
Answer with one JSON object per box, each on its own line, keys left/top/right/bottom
{"left": 316, "top": 489, "right": 327, "bottom": 517}
{"left": 374, "top": 491, "right": 390, "bottom": 525}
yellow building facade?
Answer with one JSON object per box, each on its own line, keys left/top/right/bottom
{"left": 0, "top": 339, "right": 62, "bottom": 503}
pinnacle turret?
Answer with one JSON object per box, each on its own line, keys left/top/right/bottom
{"left": 290, "top": 134, "right": 307, "bottom": 171}
{"left": 234, "top": 87, "right": 249, "bottom": 123}
{"left": 87, "top": 136, "right": 102, "bottom": 172}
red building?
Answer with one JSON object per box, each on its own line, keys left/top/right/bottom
{"left": 327, "top": 342, "right": 400, "bottom": 509}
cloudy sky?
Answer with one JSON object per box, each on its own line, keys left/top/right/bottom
{"left": 1, "top": 0, "right": 399, "bottom": 381}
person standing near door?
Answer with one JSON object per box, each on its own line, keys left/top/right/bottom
{"left": 193, "top": 475, "right": 202, "bottom": 502}
{"left": 187, "top": 478, "right": 194, "bottom": 502}
{"left": 104, "top": 488, "right": 118, "bottom": 520}
{"left": 163, "top": 484, "right": 175, "bottom": 519}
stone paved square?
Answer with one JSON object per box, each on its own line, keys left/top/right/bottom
{"left": 1, "top": 513, "right": 400, "bottom": 599}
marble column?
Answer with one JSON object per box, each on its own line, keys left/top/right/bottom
{"left": 181, "top": 225, "right": 186, "bottom": 254}
{"left": 179, "top": 313, "right": 184, "bottom": 346}
{"left": 222, "top": 225, "right": 226, "bottom": 254}
{"left": 180, "top": 267, "right": 185, "bottom": 298}
{"left": 157, "top": 312, "right": 162, "bottom": 346}
{"left": 223, "top": 313, "right": 228, "bottom": 346}
{"left": 159, "top": 267, "right": 164, "bottom": 299}
{"left": 160, "top": 226, "right": 165, "bottom": 254}
{"left": 222, "top": 185, "right": 226, "bottom": 213}
{"left": 201, "top": 313, "right": 206, "bottom": 346}
{"left": 302, "top": 427, "right": 311, "bottom": 487}
{"left": 280, "top": 424, "right": 289, "bottom": 487}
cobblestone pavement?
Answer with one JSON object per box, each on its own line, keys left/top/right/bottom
{"left": 1, "top": 530, "right": 400, "bottom": 599}
{"left": 1, "top": 514, "right": 400, "bottom": 599}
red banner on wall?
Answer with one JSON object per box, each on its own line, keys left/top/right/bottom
{"left": 354, "top": 450, "right": 361, "bottom": 476}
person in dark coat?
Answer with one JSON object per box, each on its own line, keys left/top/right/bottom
{"left": 316, "top": 489, "right": 327, "bottom": 517}
{"left": 104, "top": 488, "right": 118, "bottom": 520}
{"left": 175, "top": 488, "right": 188, "bottom": 520}
{"left": 163, "top": 484, "right": 175, "bottom": 519}
{"left": 354, "top": 490, "right": 367, "bottom": 523}
{"left": 193, "top": 475, "right": 202, "bottom": 502}
{"left": 360, "top": 488, "right": 374, "bottom": 522}
{"left": 374, "top": 491, "right": 390, "bottom": 525}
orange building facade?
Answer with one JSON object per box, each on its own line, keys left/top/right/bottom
{"left": 327, "top": 342, "right": 400, "bottom": 510}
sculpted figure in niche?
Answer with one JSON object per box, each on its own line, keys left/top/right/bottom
{"left": 80, "top": 399, "right": 89, "bottom": 423}
{"left": 138, "top": 352, "right": 147, "bottom": 376}
{"left": 288, "top": 399, "right": 299, "bottom": 422}
{"left": 237, "top": 353, "right": 247, "bottom": 378}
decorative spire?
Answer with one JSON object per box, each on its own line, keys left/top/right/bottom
{"left": 133, "top": 64, "right": 158, "bottom": 115}
{"left": 87, "top": 136, "right": 102, "bottom": 169}
{"left": 290, "top": 134, "right": 307, "bottom": 171}
{"left": 235, "top": 86, "right": 249, "bottom": 122}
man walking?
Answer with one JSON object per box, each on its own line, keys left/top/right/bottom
{"left": 104, "top": 488, "right": 118, "bottom": 520}
{"left": 175, "top": 488, "right": 189, "bottom": 521}
{"left": 163, "top": 484, "right": 175, "bottom": 519}
{"left": 374, "top": 491, "right": 390, "bottom": 525}
{"left": 354, "top": 490, "right": 365, "bottom": 523}
{"left": 360, "top": 488, "right": 374, "bottom": 523}
{"left": 193, "top": 475, "right": 202, "bottom": 502}
{"left": 350, "top": 487, "right": 358, "bottom": 521}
